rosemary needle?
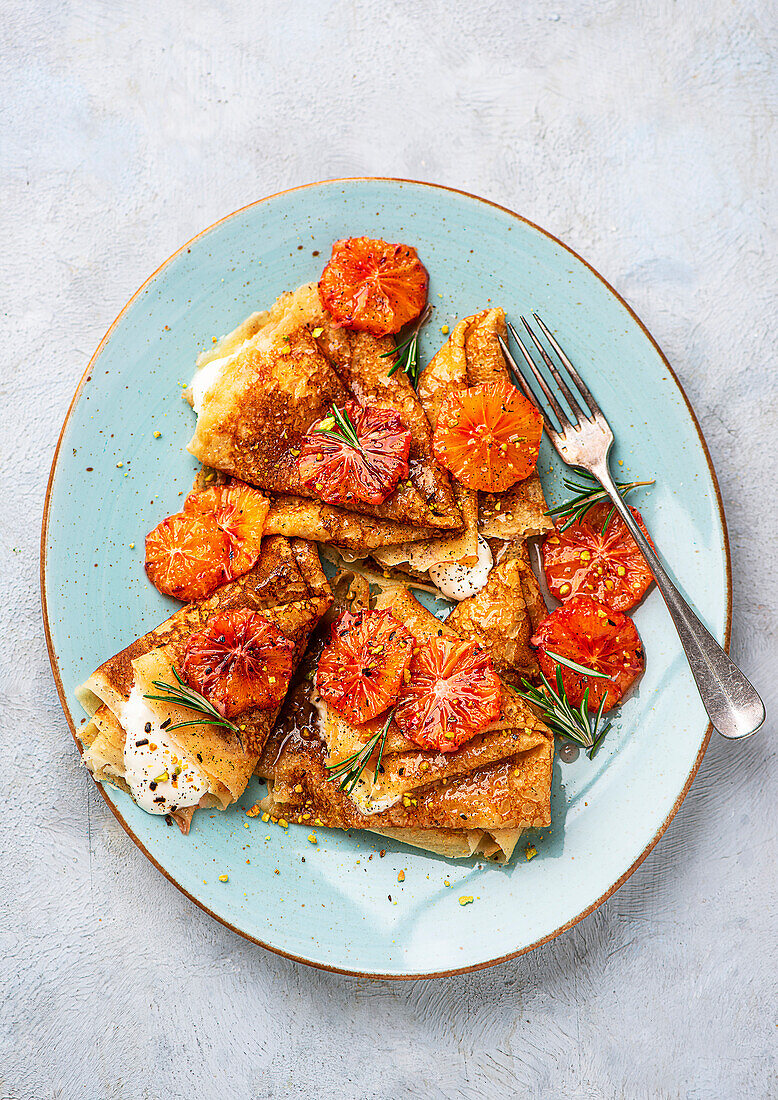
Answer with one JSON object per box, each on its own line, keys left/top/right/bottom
{"left": 380, "top": 304, "right": 432, "bottom": 388}
{"left": 516, "top": 664, "right": 613, "bottom": 760}
{"left": 546, "top": 469, "right": 654, "bottom": 534}
{"left": 144, "top": 667, "right": 243, "bottom": 747}
{"left": 313, "top": 404, "right": 363, "bottom": 451}
{"left": 326, "top": 708, "right": 394, "bottom": 795}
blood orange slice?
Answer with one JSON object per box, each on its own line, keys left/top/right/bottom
{"left": 531, "top": 595, "right": 644, "bottom": 711}
{"left": 297, "top": 402, "right": 411, "bottom": 508}
{"left": 145, "top": 513, "right": 230, "bottom": 602}
{"left": 394, "top": 636, "right": 502, "bottom": 752}
{"left": 432, "top": 380, "right": 543, "bottom": 492}
{"left": 182, "top": 608, "right": 295, "bottom": 718}
{"left": 185, "top": 481, "right": 270, "bottom": 578}
{"left": 317, "top": 609, "right": 414, "bottom": 725}
{"left": 542, "top": 503, "right": 655, "bottom": 612}
{"left": 318, "top": 237, "right": 428, "bottom": 336}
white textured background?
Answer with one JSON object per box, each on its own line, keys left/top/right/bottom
{"left": 2, "top": 1, "right": 776, "bottom": 1097}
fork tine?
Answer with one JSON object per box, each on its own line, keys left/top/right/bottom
{"left": 498, "top": 333, "right": 567, "bottom": 434}
{"left": 496, "top": 334, "right": 554, "bottom": 426}
{"left": 519, "top": 317, "right": 590, "bottom": 422}
{"left": 505, "top": 323, "right": 572, "bottom": 431}
{"left": 531, "top": 313, "right": 600, "bottom": 414}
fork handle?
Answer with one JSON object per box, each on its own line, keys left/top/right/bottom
{"left": 589, "top": 460, "right": 765, "bottom": 740}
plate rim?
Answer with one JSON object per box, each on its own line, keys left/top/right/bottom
{"left": 40, "top": 176, "right": 731, "bottom": 979}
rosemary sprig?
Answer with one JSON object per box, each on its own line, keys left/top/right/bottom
{"left": 546, "top": 469, "right": 654, "bottom": 534}
{"left": 313, "top": 404, "right": 363, "bottom": 451}
{"left": 516, "top": 664, "right": 613, "bottom": 759}
{"left": 144, "top": 667, "right": 243, "bottom": 747}
{"left": 380, "top": 304, "right": 432, "bottom": 388}
{"left": 326, "top": 708, "right": 394, "bottom": 795}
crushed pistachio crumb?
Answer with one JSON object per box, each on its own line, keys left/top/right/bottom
{"left": 218, "top": 874, "right": 229, "bottom": 882}
{"left": 397, "top": 870, "right": 405, "bottom": 882}
{"left": 525, "top": 845, "right": 538, "bottom": 861}
{"left": 261, "top": 812, "right": 270, "bottom": 823}
{"left": 440, "top": 324, "right": 449, "bottom": 335}
{"left": 459, "top": 895, "right": 474, "bottom": 906}
{"left": 308, "top": 834, "right": 317, "bottom": 844}
{"left": 153, "top": 430, "right": 161, "bottom": 438}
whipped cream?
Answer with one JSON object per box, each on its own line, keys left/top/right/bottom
{"left": 429, "top": 536, "right": 493, "bottom": 601}
{"left": 190, "top": 355, "right": 230, "bottom": 415}
{"left": 120, "top": 686, "right": 210, "bottom": 815}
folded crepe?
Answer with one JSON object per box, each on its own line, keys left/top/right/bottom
{"left": 257, "top": 583, "right": 553, "bottom": 862}
{"left": 76, "top": 537, "right": 332, "bottom": 832}
{"left": 373, "top": 307, "right": 552, "bottom": 576}
{"left": 446, "top": 541, "right": 547, "bottom": 683}
{"left": 187, "top": 283, "right": 461, "bottom": 534}
{"left": 264, "top": 494, "right": 438, "bottom": 555}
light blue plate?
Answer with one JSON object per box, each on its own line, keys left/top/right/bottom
{"left": 42, "top": 180, "right": 729, "bottom": 977}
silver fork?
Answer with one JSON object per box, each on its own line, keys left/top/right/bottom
{"left": 498, "top": 314, "right": 765, "bottom": 740}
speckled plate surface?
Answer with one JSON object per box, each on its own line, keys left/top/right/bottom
{"left": 41, "top": 179, "right": 729, "bottom": 978}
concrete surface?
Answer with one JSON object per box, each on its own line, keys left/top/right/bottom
{"left": 2, "top": 1, "right": 776, "bottom": 1097}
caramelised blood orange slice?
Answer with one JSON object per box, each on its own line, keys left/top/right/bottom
{"left": 542, "top": 503, "right": 655, "bottom": 612}
{"left": 297, "top": 402, "right": 411, "bottom": 508}
{"left": 394, "top": 636, "right": 502, "bottom": 753}
{"left": 185, "top": 481, "right": 270, "bottom": 578}
{"left": 432, "top": 380, "right": 544, "bottom": 492}
{"left": 316, "top": 609, "right": 414, "bottom": 725}
{"left": 182, "top": 608, "right": 295, "bottom": 718}
{"left": 318, "top": 237, "right": 428, "bottom": 336}
{"left": 145, "top": 513, "right": 230, "bottom": 602}
{"left": 531, "top": 595, "right": 644, "bottom": 712}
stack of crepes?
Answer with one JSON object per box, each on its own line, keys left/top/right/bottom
{"left": 256, "top": 580, "right": 553, "bottom": 863}
{"left": 180, "top": 283, "right": 556, "bottom": 857}
{"left": 76, "top": 537, "right": 332, "bottom": 832}
{"left": 186, "top": 283, "right": 552, "bottom": 572}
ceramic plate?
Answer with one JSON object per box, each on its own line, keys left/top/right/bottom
{"left": 42, "top": 179, "right": 729, "bottom": 977}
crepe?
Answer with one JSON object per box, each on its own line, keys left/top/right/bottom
{"left": 446, "top": 541, "right": 547, "bottom": 683}
{"left": 187, "top": 284, "right": 461, "bottom": 532}
{"left": 77, "top": 537, "right": 332, "bottom": 831}
{"left": 257, "top": 584, "right": 553, "bottom": 861}
{"left": 373, "top": 308, "right": 552, "bottom": 575}
{"left": 263, "top": 494, "right": 438, "bottom": 554}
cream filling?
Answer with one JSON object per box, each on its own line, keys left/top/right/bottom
{"left": 314, "top": 674, "right": 401, "bottom": 816}
{"left": 120, "top": 686, "right": 210, "bottom": 815}
{"left": 190, "top": 354, "right": 232, "bottom": 416}
{"left": 429, "top": 536, "right": 493, "bottom": 601}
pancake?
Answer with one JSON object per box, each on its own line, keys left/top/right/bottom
{"left": 373, "top": 308, "right": 552, "bottom": 576}
{"left": 187, "top": 284, "right": 461, "bottom": 531}
{"left": 446, "top": 541, "right": 547, "bottom": 683}
{"left": 264, "top": 494, "right": 439, "bottom": 554}
{"left": 257, "top": 583, "right": 553, "bottom": 861}
{"left": 77, "top": 537, "right": 332, "bottom": 832}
